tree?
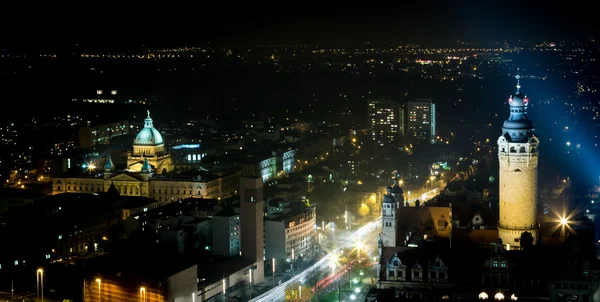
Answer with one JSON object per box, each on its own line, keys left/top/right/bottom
{"left": 285, "top": 283, "right": 312, "bottom": 301}
{"left": 520, "top": 232, "right": 534, "bottom": 250}
{"left": 359, "top": 203, "right": 370, "bottom": 217}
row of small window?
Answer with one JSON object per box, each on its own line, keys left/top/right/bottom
{"left": 557, "top": 283, "right": 589, "bottom": 290}
{"left": 492, "top": 260, "right": 507, "bottom": 268}
{"left": 153, "top": 188, "right": 198, "bottom": 195}
{"left": 61, "top": 186, "right": 102, "bottom": 192}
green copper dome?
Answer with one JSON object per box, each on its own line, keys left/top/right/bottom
{"left": 134, "top": 110, "right": 164, "bottom": 146}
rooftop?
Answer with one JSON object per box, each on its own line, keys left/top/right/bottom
{"left": 0, "top": 187, "right": 47, "bottom": 200}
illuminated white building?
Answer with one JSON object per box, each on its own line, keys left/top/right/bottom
{"left": 264, "top": 201, "right": 316, "bottom": 261}
{"left": 242, "top": 149, "right": 296, "bottom": 183}
{"left": 126, "top": 111, "right": 174, "bottom": 174}
{"left": 52, "top": 111, "right": 240, "bottom": 201}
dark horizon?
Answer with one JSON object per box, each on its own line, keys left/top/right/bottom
{"left": 2, "top": 1, "right": 598, "bottom": 50}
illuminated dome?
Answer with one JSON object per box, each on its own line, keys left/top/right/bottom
{"left": 134, "top": 111, "right": 164, "bottom": 146}
{"left": 501, "top": 73, "right": 535, "bottom": 142}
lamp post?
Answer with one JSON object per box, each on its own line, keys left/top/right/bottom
{"left": 272, "top": 258, "right": 276, "bottom": 288}
{"left": 37, "top": 268, "right": 44, "bottom": 302}
{"left": 88, "top": 163, "right": 96, "bottom": 177}
{"left": 140, "top": 287, "right": 146, "bottom": 302}
{"left": 291, "top": 248, "right": 295, "bottom": 276}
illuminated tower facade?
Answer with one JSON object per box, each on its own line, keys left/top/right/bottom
{"left": 381, "top": 186, "right": 397, "bottom": 247}
{"left": 497, "top": 74, "right": 540, "bottom": 249}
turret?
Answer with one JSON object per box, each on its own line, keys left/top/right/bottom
{"left": 104, "top": 155, "right": 114, "bottom": 172}
{"left": 141, "top": 158, "right": 152, "bottom": 173}
{"left": 497, "top": 70, "right": 540, "bottom": 249}
{"left": 382, "top": 186, "right": 397, "bottom": 247}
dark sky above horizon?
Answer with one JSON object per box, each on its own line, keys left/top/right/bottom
{"left": 2, "top": 1, "right": 597, "bottom": 49}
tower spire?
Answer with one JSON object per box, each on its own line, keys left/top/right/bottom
{"left": 515, "top": 68, "right": 521, "bottom": 93}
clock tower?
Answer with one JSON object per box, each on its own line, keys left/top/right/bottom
{"left": 497, "top": 72, "right": 540, "bottom": 249}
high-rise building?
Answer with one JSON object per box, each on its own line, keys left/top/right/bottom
{"left": 406, "top": 99, "right": 436, "bottom": 143}
{"left": 240, "top": 176, "right": 265, "bottom": 284}
{"left": 497, "top": 75, "right": 539, "bottom": 249}
{"left": 368, "top": 97, "right": 398, "bottom": 147}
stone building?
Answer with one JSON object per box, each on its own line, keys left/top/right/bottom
{"left": 52, "top": 111, "right": 240, "bottom": 201}
{"left": 497, "top": 75, "right": 540, "bottom": 249}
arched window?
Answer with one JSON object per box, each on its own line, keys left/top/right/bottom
{"left": 519, "top": 146, "right": 526, "bottom": 153}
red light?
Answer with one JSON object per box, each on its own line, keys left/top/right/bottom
{"left": 524, "top": 98, "right": 528, "bottom": 104}
{"left": 508, "top": 97, "right": 513, "bottom": 103}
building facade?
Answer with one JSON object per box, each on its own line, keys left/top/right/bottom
{"left": 52, "top": 166, "right": 240, "bottom": 202}
{"left": 78, "top": 120, "right": 131, "bottom": 148}
{"left": 212, "top": 210, "right": 241, "bottom": 257}
{"left": 368, "top": 97, "right": 399, "bottom": 147}
{"left": 382, "top": 186, "right": 399, "bottom": 247}
{"left": 242, "top": 149, "right": 296, "bottom": 183}
{"left": 497, "top": 76, "right": 539, "bottom": 249}
{"left": 406, "top": 99, "right": 436, "bottom": 143}
{"left": 265, "top": 203, "right": 316, "bottom": 261}
{"left": 52, "top": 112, "right": 240, "bottom": 201}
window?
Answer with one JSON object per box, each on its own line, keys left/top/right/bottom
{"left": 501, "top": 261, "right": 506, "bottom": 268}
{"left": 493, "top": 261, "right": 498, "bottom": 268}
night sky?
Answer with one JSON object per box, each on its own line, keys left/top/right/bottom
{"left": 2, "top": 0, "right": 598, "bottom": 49}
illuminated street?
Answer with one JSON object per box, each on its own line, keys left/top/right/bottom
{"left": 250, "top": 188, "right": 439, "bottom": 302}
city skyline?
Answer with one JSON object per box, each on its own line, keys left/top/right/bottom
{"left": 1, "top": 6, "right": 599, "bottom": 301}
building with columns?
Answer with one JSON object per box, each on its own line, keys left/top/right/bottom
{"left": 497, "top": 75, "right": 540, "bottom": 249}
{"left": 52, "top": 112, "right": 240, "bottom": 202}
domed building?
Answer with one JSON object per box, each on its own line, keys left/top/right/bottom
{"left": 127, "top": 111, "right": 173, "bottom": 174}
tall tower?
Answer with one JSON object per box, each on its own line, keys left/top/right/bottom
{"left": 381, "top": 186, "right": 397, "bottom": 247}
{"left": 497, "top": 73, "right": 540, "bottom": 249}
{"left": 240, "top": 176, "right": 265, "bottom": 283}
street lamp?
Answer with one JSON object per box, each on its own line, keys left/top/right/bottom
{"left": 37, "top": 268, "right": 44, "bottom": 302}
{"left": 88, "top": 163, "right": 96, "bottom": 177}
{"left": 291, "top": 248, "right": 295, "bottom": 276}
{"left": 272, "top": 258, "right": 276, "bottom": 287}
{"left": 140, "top": 287, "right": 146, "bottom": 302}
